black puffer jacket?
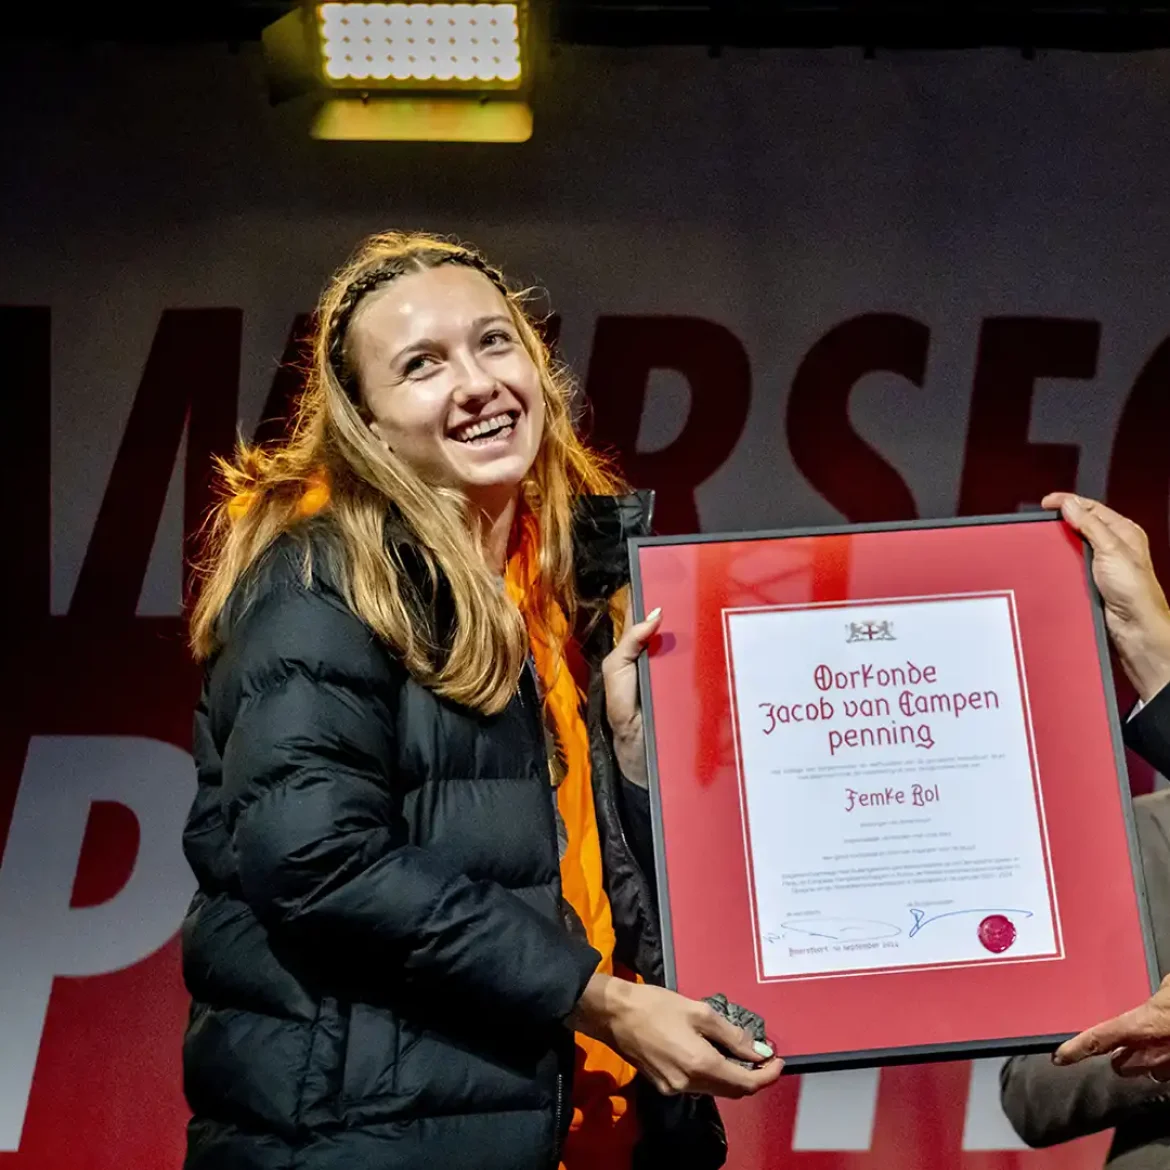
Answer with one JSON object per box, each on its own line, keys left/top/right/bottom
{"left": 180, "top": 493, "right": 726, "bottom": 1170}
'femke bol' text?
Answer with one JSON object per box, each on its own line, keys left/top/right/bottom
{"left": 758, "top": 660, "right": 1002, "bottom": 756}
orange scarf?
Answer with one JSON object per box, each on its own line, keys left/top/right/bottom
{"left": 504, "top": 510, "right": 641, "bottom": 1170}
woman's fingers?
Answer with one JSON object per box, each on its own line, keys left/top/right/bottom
{"left": 600, "top": 605, "right": 661, "bottom": 788}
{"left": 693, "top": 1003, "right": 774, "bottom": 1065}
{"left": 682, "top": 1003, "right": 782, "bottom": 1098}
{"left": 605, "top": 607, "right": 662, "bottom": 672}
{"left": 602, "top": 982, "right": 783, "bottom": 1100}
{"left": 690, "top": 1047, "right": 785, "bottom": 1098}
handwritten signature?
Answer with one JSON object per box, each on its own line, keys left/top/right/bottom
{"left": 907, "top": 907, "right": 1033, "bottom": 938}
{"left": 771, "top": 906, "right": 1034, "bottom": 944}
{"left": 772, "top": 916, "right": 902, "bottom": 943}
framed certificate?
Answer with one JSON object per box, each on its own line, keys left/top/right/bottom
{"left": 629, "top": 512, "right": 1157, "bottom": 1070}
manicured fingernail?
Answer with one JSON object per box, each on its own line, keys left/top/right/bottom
{"left": 647, "top": 607, "right": 662, "bottom": 621}
{"left": 753, "top": 1040, "right": 774, "bottom": 1059}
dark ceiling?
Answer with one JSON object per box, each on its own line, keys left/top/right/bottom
{"left": 4, "top": 2, "right": 1169, "bottom": 50}
{"left": 558, "top": 3, "right": 1170, "bottom": 50}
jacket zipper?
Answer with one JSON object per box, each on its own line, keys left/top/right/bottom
{"left": 523, "top": 659, "right": 572, "bottom": 1168}
{"left": 551, "top": 1071, "right": 565, "bottom": 1166}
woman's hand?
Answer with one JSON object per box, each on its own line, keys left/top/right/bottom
{"left": 1055, "top": 974, "right": 1170, "bottom": 1081}
{"left": 568, "top": 973, "right": 783, "bottom": 1098}
{"left": 601, "top": 600, "right": 663, "bottom": 789}
{"left": 1044, "top": 492, "right": 1170, "bottom": 702}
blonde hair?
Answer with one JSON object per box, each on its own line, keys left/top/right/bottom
{"left": 189, "top": 231, "right": 623, "bottom": 715}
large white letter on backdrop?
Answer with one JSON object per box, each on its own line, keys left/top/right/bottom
{"left": 0, "top": 736, "right": 196, "bottom": 1151}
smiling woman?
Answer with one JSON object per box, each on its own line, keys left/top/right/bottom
{"left": 346, "top": 262, "right": 546, "bottom": 571}
{"left": 190, "top": 234, "right": 594, "bottom": 713}
{"left": 179, "top": 231, "right": 780, "bottom": 1170}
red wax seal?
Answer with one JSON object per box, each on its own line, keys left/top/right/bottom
{"left": 978, "top": 914, "right": 1016, "bottom": 954}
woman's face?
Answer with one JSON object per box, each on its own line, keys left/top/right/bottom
{"left": 348, "top": 264, "right": 545, "bottom": 512}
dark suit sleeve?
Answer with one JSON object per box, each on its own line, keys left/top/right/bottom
{"left": 999, "top": 1053, "right": 1170, "bottom": 1147}
{"left": 1125, "top": 682, "right": 1170, "bottom": 779}
{"left": 214, "top": 581, "right": 600, "bottom": 1026}
{"left": 1000, "top": 795, "right": 1170, "bottom": 1145}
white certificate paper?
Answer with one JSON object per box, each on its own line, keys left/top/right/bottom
{"left": 724, "top": 593, "right": 1061, "bottom": 980}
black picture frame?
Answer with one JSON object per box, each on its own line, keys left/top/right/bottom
{"left": 627, "top": 510, "right": 1158, "bottom": 1071}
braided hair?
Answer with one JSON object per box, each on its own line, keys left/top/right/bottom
{"left": 327, "top": 247, "right": 512, "bottom": 400}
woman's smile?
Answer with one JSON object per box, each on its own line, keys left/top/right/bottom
{"left": 447, "top": 407, "right": 520, "bottom": 450}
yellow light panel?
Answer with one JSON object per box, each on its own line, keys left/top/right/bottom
{"left": 311, "top": 96, "right": 533, "bottom": 141}
{"left": 318, "top": 3, "right": 522, "bottom": 85}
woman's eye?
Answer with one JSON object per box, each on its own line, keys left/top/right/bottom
{"left": 482, "top": 330, "right": 512, "bottom": 348}
{"left": 403, "top": 354, "right": 435, "bottom": 376}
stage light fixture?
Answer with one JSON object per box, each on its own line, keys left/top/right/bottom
{"left": 318, "top": 3, "right": 523, "bottom": 87}
{"left": 262, "top": 1, "right": 534, "bottom": 141}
